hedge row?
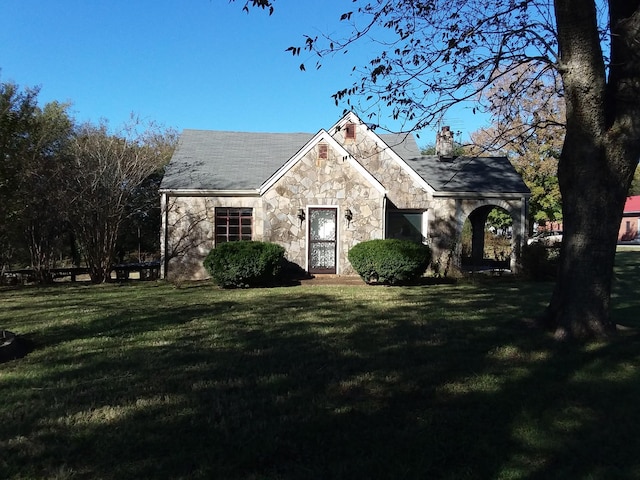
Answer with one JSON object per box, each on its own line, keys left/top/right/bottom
{"left": 203, "top": 239, "right": 432, "bottom": 288}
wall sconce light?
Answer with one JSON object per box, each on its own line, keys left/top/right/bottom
{"left": 296, "top": 208, "right": 305, "bottom": 225}
{"left": 344, "top": 208, "right": 353, "bottom": 225}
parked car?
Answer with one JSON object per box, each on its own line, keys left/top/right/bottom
{"left": 527, "top": 230, "right": 563, "bottom": 246}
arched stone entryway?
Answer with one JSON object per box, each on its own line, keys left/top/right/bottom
{"left": 457, "top": 199, "right": 527, "bottom": 273}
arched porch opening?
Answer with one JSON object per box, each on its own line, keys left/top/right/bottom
{"left": 460, "top": 203, "right": 521, "bottom": 272}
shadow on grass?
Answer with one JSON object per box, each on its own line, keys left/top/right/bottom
{"left": 1, "top": 258, "right": 639, "bottom": 479}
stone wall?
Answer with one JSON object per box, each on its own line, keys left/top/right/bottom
{"left": 333, "top": 124, "right": 432, "bottom": 209}
{"left": 262, "top": 141, "right": 385, "bottom": 274}
{"left": 427, "top": 196, "right": 528, "bottom": 272}
{"left": 163, "top": 195, "right": 262, "bottom": 281}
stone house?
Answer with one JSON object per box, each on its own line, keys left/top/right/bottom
{"left": 159, "top": 112, "right": 530, "bottom": 280}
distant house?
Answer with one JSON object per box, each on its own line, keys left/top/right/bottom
{"left": 159, "top": 112, "right": 530, "bottom": 280}
{"left": 619, "top": 195, "right": 640, "bottom": 242}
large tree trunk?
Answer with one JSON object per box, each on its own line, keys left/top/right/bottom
{"left": 543, "top": 140, "right": 628, "bottom": 339}
{"left": 543, "top": 0, "right": 640, "bottom": 340}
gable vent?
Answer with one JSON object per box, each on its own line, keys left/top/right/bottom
{"left": 345, "top": 122, "right": 356, "bottom": 141}
{"left": 319, "top": 143, "right": 328, "bottom": 159}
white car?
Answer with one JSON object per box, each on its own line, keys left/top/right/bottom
{"left": 527, "top": 230, "right": 563, "bottom": 246}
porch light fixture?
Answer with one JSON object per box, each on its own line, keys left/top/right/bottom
{"left": 345, "top": 208, "right": 353, "bottom": 225}
{"left": 296, "top": 208, "right": 305, "bottom": 225}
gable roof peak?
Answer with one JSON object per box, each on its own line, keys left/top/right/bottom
{"left": 330, "top": 111, "right": 365, "bottom": 133}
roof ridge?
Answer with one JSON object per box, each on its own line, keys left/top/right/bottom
{"left": 182, "top": 128, "right": 315, "bottom": 135}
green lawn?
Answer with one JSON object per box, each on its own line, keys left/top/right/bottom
{"left": 1, "top": 253, "right": 639, "bottom": 480}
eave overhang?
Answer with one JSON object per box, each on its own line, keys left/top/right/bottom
{"left": 159, "top": 189, "right": 261, "bottom": 197}
{"left": 432, "top": 191, "right": 531, "bottom": 199}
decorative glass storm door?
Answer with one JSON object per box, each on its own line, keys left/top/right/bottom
{"left": 308, "top": 208, "right": 337, "bottom": 274}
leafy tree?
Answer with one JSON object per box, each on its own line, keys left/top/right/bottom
{"left": 240, "top": 0, "right": 640, "bottom": 340}
{"left": 116, "top": 128, "right": 178, "bottom": 263}
{"left": 1, "top": 81, "right": 175, "bottom": 282}
{"left": 630, "top": 163, "right": 640, "bottom": 196}
{"left": 420, "top": 140, "right": 467, "bottom": 156}
{"left": 67, "top": 119, "right": 174, "bottom": 283}
{"left": 0, "top": 82, "right": 75, "bottom": 280}
{"left": 469, "top": 66, "right": 564, "bottom": 229}
{"left": 0, "top": 82, "right": 39, "bottom": 271}
{"left": 17, "top": 101, "right": 75, "bottom": 282}
{"left": 487, "top": 207, "right": 513, "bottom": 233}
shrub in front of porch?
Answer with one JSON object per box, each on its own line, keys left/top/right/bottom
{"left": 521, "top": 243, "right": 560, "bottom": 281}
{"left": 203, "top": 241, "right": 285, "bottom": 288}
{"left": 348, "top": 239, "right": 431, "bottom": 285}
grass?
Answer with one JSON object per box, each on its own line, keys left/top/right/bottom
{"left": 1, "top": 253, "right": 639, "bottom": 479}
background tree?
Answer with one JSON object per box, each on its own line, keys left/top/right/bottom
{"left": 1, "top": 82, "right": 75, "bottom": 281}
{"left": 420, "top": 139, "right": 467, "bottom": 156}
{"left": 469, "top": 66, "right": 564, "bottom": 230}
{"left": 486, "top": 208, "right": 513, "bottom": 234}
{"left": 0, "top": 82, "right": 39, "bottom": 272}
{"left": 629, "top": 163, "right": 640, "bottom": 196}
{"left": 16, "top": 101, "right": 75, "bottom": 282}
{"left": 67, "top": 119, "right": 175, "bottom": 283}
{"left": 242, "top": 0, "right": 640, "bottom": 340}
{"left": 116, "top": 128, "right": 178, "bottom": 263}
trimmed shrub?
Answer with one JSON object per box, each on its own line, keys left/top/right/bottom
{"left": 521, "top": 243, "right": 560, "bottom": 280}
{"left": 203, "top": 241, "right": 285, "bottom": 288}
{"left": 348, "top": 239, "right": 431, "bottom": 285}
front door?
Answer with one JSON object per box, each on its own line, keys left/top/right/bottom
{"left": 308, "top": 208, "right": 337, "bottom": 274}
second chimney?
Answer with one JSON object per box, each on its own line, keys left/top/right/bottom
{"left": 435, "top": 126, "right": 454, "bottom": 157}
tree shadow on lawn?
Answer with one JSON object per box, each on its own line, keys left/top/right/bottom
{"left": 2, "top": 286, "right": 640, "bottom": 479}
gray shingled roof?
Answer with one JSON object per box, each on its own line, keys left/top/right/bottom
{"left": 378, "top": 132, "right": 423, "bottom": 159}
{"left": 406, "top": 155, "right": 530, "bottom": 194}
{"left": 160, "top": 130, "right": 314, "bottom": 191}
{"left": 160, "top": 129, "right": 423, "bottom": 191}
{"left": 160, "top": 129, "right": 529, "bottom": 195}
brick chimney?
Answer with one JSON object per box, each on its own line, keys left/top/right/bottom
{"left": 435, "top": 126, "right": 454, "bottom": 157}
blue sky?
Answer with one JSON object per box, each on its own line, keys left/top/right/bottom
{"left": 1, "top": 0, "right": 489, "bottom": 146}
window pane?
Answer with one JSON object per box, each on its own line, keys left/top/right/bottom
{"left": 310, "top": 242, "right": 335, "bottom": 269}
{"left": 215, "top": 207, "right": 253, "bottom": 244}
{"left": 387, "top": 211, "right": 423, "bottom": 243}
{"left": 310, "top": 210, "right": 336, "bottom": 241}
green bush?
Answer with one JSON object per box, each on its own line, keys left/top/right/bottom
{"left": 521, "top": 243, "right": 560, "bottom": 280}
{"left": 203, "top": 241, "right": 285, "bottom": 288}
{"left": 348, "top": 239, "right": 431, "bottom": 285}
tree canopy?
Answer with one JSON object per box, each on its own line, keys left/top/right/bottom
{"left": 0, "top": 81, "right": 176, "bottom": 282}
{"left": 0, "top": 82, "right": 75, "bottom": 278}
{"left": 469, "top": 66, "right": 564, "bottom": 228}
{"left": 239, "top": 0, "right": 640, "bottom": 340}
{"left": 289, "top": 0, "right": 576, "bottom": 135}
{"left": 630, "top": 163, "right": 640, "bottom": 196}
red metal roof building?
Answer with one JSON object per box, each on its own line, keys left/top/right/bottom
{"left": 619, "top": 195, "right": 640, "bottom": 242}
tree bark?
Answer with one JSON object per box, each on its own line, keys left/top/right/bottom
{"left": 542, "top": 0, "right": 640, "bottom": 340}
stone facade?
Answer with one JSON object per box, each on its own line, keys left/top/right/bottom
{"left": 339, "top": 128, "right": 432, "bottom": 209}
{"left": 262, "top": 140, "right": 385, "bottom": 274}
{"left": 162, "top": 195, "right": 263, "bottom": 281}
{"left": 160, "top": 113, "right": 530, "bottom": 280}
{"left": 426, "top": 196, "right": 528, "bottom": 271}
